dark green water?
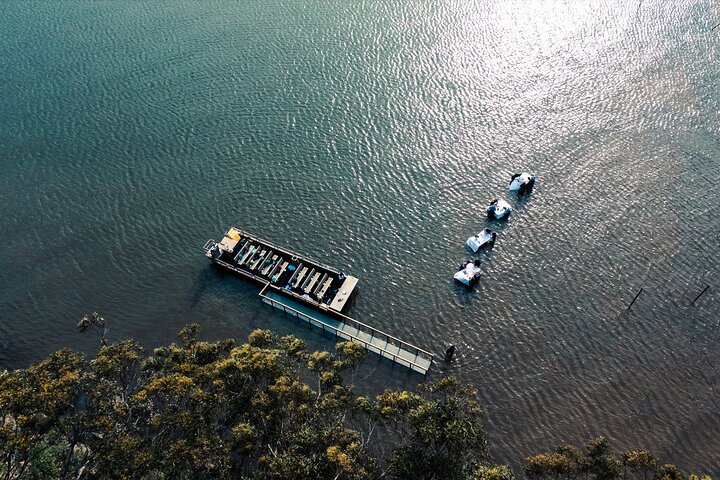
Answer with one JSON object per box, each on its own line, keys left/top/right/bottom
{"left": 1, "top": 0, "right": 719, "bottom": 473}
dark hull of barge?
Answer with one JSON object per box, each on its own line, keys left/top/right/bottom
{"left": 203, "top": 227, "right": 359, "bottom": 315}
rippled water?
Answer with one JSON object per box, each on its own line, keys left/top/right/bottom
{"left": 1, "top": 0, "right": 719, "bottom": 473}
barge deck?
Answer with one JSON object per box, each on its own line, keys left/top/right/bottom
{"left": 204, "top": 227, "right": 359, "bottom": 314}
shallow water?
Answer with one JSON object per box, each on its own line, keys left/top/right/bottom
{"left": 1, "top": 0, "right": 719, "bottom": 473}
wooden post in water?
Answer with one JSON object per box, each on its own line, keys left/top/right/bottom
{"left": 692, "top": 285, "right": 710, "bottom": 305}
{"left": 444, "top": 344, "right": 456, "bottom": 362}
{"left": 626, "top": 288, "right": 643, "bottom": 311}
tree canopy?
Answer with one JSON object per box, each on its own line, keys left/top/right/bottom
{"left": 0, "top": 324, "right": 713, "bottom": 480}
{"left": 524, "top": 437, "right": 712, "bottom": 480}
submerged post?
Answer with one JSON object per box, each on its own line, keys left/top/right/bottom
{"left": 626, "top": 288, "right": 643, "bottom": 311}
{"left": 444, "top": 344, "right": 456, "bottom": 362}
{"left": 692, "top": 285, "right": 710, "bottom": 305}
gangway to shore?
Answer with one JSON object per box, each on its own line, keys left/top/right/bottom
{"left": 258, "top": 283, "right": 434, "bottom": 375}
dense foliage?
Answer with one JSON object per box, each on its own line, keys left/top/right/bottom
{"left": 0, "top": 323, "right": 713, "bottom": 480}
{"left": 0, "top": 324, "right": 493, "bottom": 480}
{"left": 524, "top": 437, "right": 712, "bottom": 480}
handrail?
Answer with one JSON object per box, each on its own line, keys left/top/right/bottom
{"left": 214, "top": 259, "right": 268, "bottom": 284}
{"left": 262, "top": 283, "right": 433, "bottom": 359}
{"left": 317, "top": 299, "right": 435, "bottom": 359}
{"left": 258, "top": 283, "right": 434, "bottom": 371}
{"left": 260, "top": 296, "right": 431, "bottom": 372}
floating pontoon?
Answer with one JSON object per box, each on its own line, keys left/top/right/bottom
{"left": 453, "top": 260, "right": 482, "bottom": 287}
{"left": 486, "top": 198, "right": 512, "bottom": 220}
{"left": 466, "top": 228, "right": 496, "bottom": 252}
{"left": 508, "top": 172, "right": 536, "bottom": 194}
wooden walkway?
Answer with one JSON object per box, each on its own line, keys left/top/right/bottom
{"left": 259, "top": 284, "right": 434, "bottom": 375}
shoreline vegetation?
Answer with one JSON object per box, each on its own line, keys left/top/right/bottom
{"left": 0, "top": 319, "right": 713, "bottom": 480}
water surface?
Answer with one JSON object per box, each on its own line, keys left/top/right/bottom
{"left": 1, "top": 0, "right": 719, "bottom": 473}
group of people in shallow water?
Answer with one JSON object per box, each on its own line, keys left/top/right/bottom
{"left": 486, "top": 172, "right": 536, "bottom": 220}
{"left": 447, "top": 172, "right": 536, "bottom": 361}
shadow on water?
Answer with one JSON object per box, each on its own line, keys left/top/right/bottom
{"left": 469, "top": 243, "right": 497, "bottom": 261}
{"left": 450, "top": 278, "right": 477, "bottom": 305}
{"left": 484, "top": 215, "right": 512, "bottom": 231}
{"left": 191, "top": 263, "right": 261, "bottom": 302}
{"left": 189, "top": 266, "right": 222, "bottom": 308}
{"left": 509, "top": 192, "right": 534, "bottom": 211}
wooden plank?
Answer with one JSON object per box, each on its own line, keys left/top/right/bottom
{"left": 303, "top": 271, "right": 322, "bottom": 294}
{"left": 239, "top": 244, "right": 256, "bottom": 265}
{"left": 317, "top": 277, "right": 333, "bottom": 300}
{"left": 293, "top": 267, "right": 308, "bottom": 288}
{"left": 233, "top": 239, "right": 250, "bottom": 262}
{"left": 300, "top": 268, "right": 316, "bottom": 291}
{"left": 313, "top": 273, "right": 328, "bottom": 295}
{"left": 287, "top": 262, "right": 304, "bottom": 286}
{"left": 261, "top": 254, "right": 278, "bottom": 276}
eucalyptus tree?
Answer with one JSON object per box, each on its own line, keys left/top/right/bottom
{"left": 2, "top": 324, "right": 713, "bottom": 480}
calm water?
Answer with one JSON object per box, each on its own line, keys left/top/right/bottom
{"left": 1, "top": 0, "right": 718, "bottom": 473}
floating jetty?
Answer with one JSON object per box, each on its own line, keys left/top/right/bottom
{"left": 204, "top": 227, "right": 359, "bottom": 314}
{"left": 204, "top": 227, "right": 434, "bottom": 374}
